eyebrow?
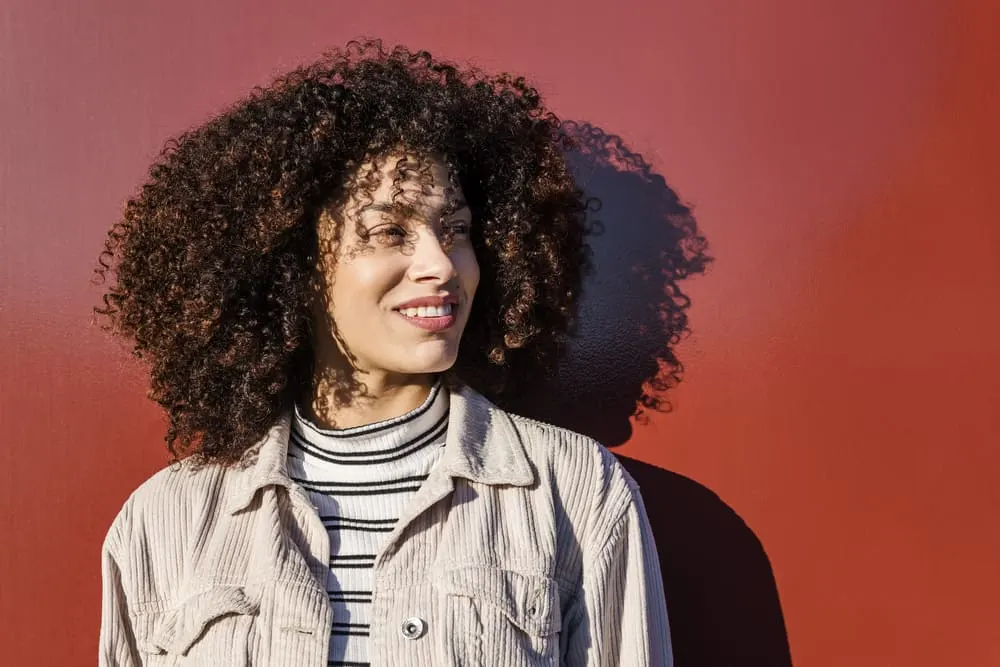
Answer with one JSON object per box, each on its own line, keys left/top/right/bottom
{"left": 358, "top": 199, "right": 470, "bottom": 216}
{"left": 358, "top": 202, "right": 403, "bottom": 215}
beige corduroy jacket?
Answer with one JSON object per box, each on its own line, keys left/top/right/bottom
{"left": 99, "top": 384, "right": 673, "bottom": 666}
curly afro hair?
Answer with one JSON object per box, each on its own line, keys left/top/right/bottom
{"left": 93, "top": 39, "right": 592, "bottom": 465}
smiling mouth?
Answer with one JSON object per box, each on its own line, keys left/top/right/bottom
{"left": 395, "top": 303, "right": 455, "bottom": 318}
{"left": 393, "top": 303, "right": 457, "bottom": 331}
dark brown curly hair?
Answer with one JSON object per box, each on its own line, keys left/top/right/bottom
{"left": 93, "top": 39, "right": 592, "bottom": 464}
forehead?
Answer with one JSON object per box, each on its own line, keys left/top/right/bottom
{"left": 344, "top": 152, "right": 459, "bottom": 213}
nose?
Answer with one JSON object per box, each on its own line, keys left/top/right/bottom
{"left": 406, "top": 227, "right": 457, "bottom": 284}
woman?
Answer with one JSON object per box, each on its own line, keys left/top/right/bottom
{"left": 96, "top": 39, "right": 672, "bottom": 666}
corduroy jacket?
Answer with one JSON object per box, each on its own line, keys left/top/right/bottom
{"left": 99, "top": 384, "right": 673, "bottom": 666}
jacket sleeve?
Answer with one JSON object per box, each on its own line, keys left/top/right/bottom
{"left": 99, "top": 515, "right": 142, "bottom": 666}
{"left": 563, "top": 479, "right": 674, "bottom": 666}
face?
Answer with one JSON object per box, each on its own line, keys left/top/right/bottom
{"left": 311, "top": 151, "right": 479, "bottom": 385}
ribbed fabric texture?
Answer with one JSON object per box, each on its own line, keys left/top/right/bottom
{"left": 288, "top": 382, "right": 448, "bottom": 667}
{"left": 99, "top": 384, "right": 673, "bottom": 666}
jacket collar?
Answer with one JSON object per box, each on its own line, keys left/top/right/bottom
{"left": 227, "top": 383, "right": 535, "bottom": 514}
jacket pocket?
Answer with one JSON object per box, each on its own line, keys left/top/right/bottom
{"left": 135, "top": 585, "right": 259, "bottom": 666}
{"left": 437, "top": 567, "right": 562, "bottom": 666}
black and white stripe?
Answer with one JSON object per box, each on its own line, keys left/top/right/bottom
{"left": 289, "top": 381, "right": 448, "bottom": 667}
{"left": 328, "top": 590, "right": 373, "bottom": 603}
{"left": 293, "top": 474, "right": 430, "bottom": 496}
{"left": 289, "top": 412, "right": 448, "bottom": 466}
{"left": 319, "top": 515, "right": 396, "bottom": 533}
{"left": 329, "top": 554, "right": 376, "bottom": 569}
{"left": 332, "top": 621, "right": 371, "bottom": 637}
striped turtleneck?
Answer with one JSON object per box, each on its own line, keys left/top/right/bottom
{"left": 288, "top": 381, "right": 449, "bottom": 667}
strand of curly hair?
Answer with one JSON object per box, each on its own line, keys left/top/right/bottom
{"left": 93, "top": 39, "right": 590, "bottom": 465}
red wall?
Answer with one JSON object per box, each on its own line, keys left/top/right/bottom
{"left": 2, "top": 0, "right": 997, "bottom": 664}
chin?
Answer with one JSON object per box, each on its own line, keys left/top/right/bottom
{"left": 413, "top": 358, "right": 457, "bottom": 375}
{"left": 405, "top": 337, "right": 460, "bottom": 365}
{"left": 399, "top": 352, "right": 458, "bottom": 376}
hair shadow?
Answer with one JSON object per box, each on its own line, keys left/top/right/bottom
{"left": 509, "top": 122, "right": 793, "bottom": 666}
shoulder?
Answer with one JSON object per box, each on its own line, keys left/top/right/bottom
{"left": 503, "top": 409, "right": 642, "bottom": 531}
{"left": 103, "top": 458, "right": 234, "bottom": 556}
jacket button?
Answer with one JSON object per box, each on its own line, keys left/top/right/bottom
{"left": 400, "top": 616, "right": 427, "bottom": 640}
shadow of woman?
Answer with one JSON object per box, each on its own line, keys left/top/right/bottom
{"left": 508, "top": 122, "right": 793, "bottom": 666}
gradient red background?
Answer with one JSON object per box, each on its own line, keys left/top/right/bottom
{"left": 2, "top": 0, "right": 997, "bottom": 664}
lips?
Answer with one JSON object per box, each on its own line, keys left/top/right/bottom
{"left": 391, "top": 293, "right": 460, "bottom": 332}
{"left": 395, "top": 302, "right": 454, "bottom": 317}
{"left": 394, "top": 307, "right": 457, "bottom": 332}
{"left": 393, "top": 294, "right": 459, "bottom": 310}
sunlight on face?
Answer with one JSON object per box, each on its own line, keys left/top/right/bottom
{"left": 312, "top": 151, "right": 479, "bottom": 384}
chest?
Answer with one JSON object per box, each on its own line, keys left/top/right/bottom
{"left": 132, "top": 477, "right": 573, "bottom": 666}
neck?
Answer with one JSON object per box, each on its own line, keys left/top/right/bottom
{"left": 301, "top": 367, "right": 436, "bottom": 431}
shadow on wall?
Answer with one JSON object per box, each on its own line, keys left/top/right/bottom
{"left": 509, "top": 122, "right": 793, "bottom": 666}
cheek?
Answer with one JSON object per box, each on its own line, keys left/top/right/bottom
{"left": 456, "top": 248, "right": 480, "bottom": 293}
{"left": 330, "top": 258, "right": 402, "bottom": 306}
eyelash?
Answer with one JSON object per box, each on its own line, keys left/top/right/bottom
{"left": 363, "top": 226, "right": 406, "bottom": 248}
{"left": 373, "top": 225, "right": 407, "bottom": 238}
{"left": 368, "top": 219, "right": 471, "bottom": 243}
{"left": 445, "top": 220, "right": 471, "bottom": 235}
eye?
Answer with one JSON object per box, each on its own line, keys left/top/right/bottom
{"left": 444, "top": 219, "right": 471, "bottom": 236}
{"left": 368, "top": 223, "right": 409, "bottom": 245}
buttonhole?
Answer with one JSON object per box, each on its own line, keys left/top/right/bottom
{"left": 527, "top": 589, "right": 543, "bottom": 617}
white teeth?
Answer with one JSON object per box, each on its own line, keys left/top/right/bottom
{"left": 398, "top": 304, "right": 453, "bottom": 318}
